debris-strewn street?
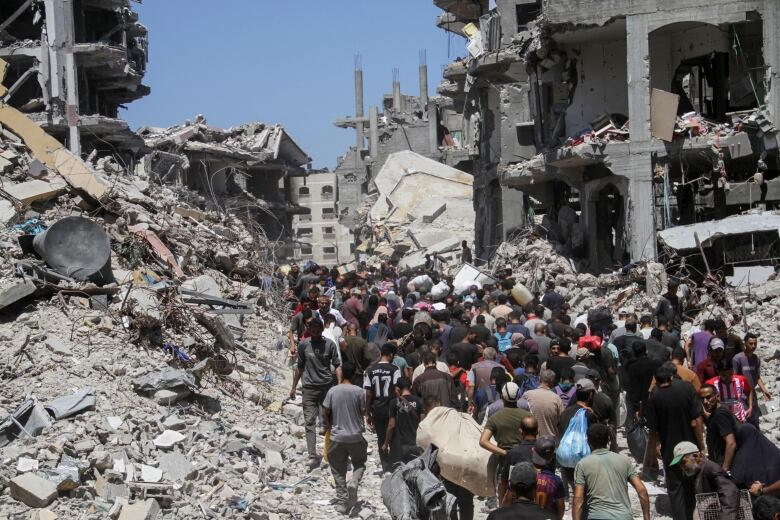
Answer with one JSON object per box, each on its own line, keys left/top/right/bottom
{"left": 3, "top": 0, "right": 780, "bottom": 519}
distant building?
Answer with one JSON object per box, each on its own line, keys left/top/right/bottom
{"left": 291, "top": 172, "right": 354, "bottom": 266}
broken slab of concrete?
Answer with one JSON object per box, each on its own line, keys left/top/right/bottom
{"left": 0, "top": 278, "right": 37, "bottom": 311}
{"left": 118, "top": 499, "right": 160, "bottom": 520}
{"left": 410, "top": 197, "right": 447, "bottom": 223}
{"left": 9, "top": 472, "right": 58, "bottom": 508}
{"left": 5, "top": 179, "right": 66, "bottom": 204}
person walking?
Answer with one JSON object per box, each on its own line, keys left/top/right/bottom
{"left": 479, "top": 381, "right": 532, "bottom": 504}
{"left": 289, "top": 318, "right": 342, "bottom": 470}
{"left": 643, "top": 362, "right": 704, "bottom": 520}
{"left": 364, "top": 343, "right": 401, "bottom": 472}
{"left": 487, "top": 462, "right": 556, "bottom": 520}
{"left": 381, "top": 377, "right": 424, "bottom": 466}
{"left": 523, "top": 369, "right": 564, "bottom": 439}
{"left": 322, "top": 363, "right": 367, "bottom": 514}
{"left": 573, "top": 423, "right": 650, "bottom": 520}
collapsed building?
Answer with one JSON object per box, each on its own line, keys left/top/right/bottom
{"left": 0, "top": 0, "right": 149, "bottom": 158}
{"left": 332, "top": 56, "right": 473, "bottom": 227}
{"left": 434, "top": 0, "right": 780, "bottom": 277}
{"left": 136, "top": 119, "right": 312, "bottom": 259}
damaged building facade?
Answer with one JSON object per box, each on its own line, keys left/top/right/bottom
{"left": 435, "top": 0, "right": 780, "bottom": 274}
{"left": 137, "top": 118, "right": 312, "bottom": 258}
{"left": 0, "top": 0, "right": 149, "bottom": 159}
{"left": 290, "top": 171, "right": 354, "bottom": 266}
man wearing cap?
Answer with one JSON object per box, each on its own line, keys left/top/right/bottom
{"left": 671, "top": 441, "right": 739, "bottom": 520}
{"left": 643, "top": 362, "right": 704, "bottom": 520}
{"left": 532, "top": 437, "right": 566, "bottom": 519}
{"left": 571, "top": 348, "right": 592, "bottom": 382}
{"left": 573, "top": 423, "right": 650, "bottom": 520}
{"left": 487, "top": 461, "right": 556, "bottom": 520}
{"left": 479, "top": 381, "right": 532, "bottom": 503}
{"left": 696, "top": 337, "right": 726, "bottom": 385}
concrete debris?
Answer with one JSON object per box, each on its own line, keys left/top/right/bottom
{"left": 359, "top": 151, "right": 475, "bottom": 270}
{"left": 9, "top": 473, "right": 58, "bottom": 508}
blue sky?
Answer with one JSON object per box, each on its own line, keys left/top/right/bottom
{"left": 124, "top": 1, "right": 466, "bottom": 169}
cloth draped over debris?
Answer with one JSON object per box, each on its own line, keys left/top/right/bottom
{"left": 359, "top": 150, "right": 475, "bottom": 271}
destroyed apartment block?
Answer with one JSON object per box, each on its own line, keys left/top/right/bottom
{"left": 0, "top": 0, "right": 150, "bottom": 159}
{"left": 137, "top": 118, "right": 312, "bottom": 258}
{"left": 332, "top": 55, "right": 472, "bottom": 236}
{"left": 434, "top": 0, "right": 780, "bottom": 280}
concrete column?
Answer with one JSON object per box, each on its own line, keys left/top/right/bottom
{"left": 625, "top": 14, "right": 655, "bottom": 262}
{"left": 419, "top": 64, "right": 429, "bottom": 108}
{"left": 626, "top": 14, "right": 651, "bottom": 143}
{"left": 354, "top": 68, "right": 364, "bottom": 150}
{"left": 763, "top": 1, "right": 780, "bottom": 122}
{"left": 626, "top": 156, "right": 656, "bottom": 262}
{"left": 427, "top": 100, "right": 438, "bottom": 154}
{"left": 501, "top": 187, "right": 526, "bottom": 239}
{"left": 369, "top": 105, "right": 379, "bottom": 160}
{"left": 392, "top": 81, "right": 402, "bottom": 113}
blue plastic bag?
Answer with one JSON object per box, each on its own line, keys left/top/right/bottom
{"left": 556, "top": 408, "right": 591, "bottom": 468}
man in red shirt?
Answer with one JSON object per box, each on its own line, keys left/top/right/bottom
{"left": 706, "top": 358, "right": 752, "bottom": 423}
{"left": 696, "top": 337, "right": 725, "bottom": 385}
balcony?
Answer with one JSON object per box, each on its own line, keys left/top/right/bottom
{"left": 321, "top": 213, "right": 337, "bottom": 221}
{"left": 322, "top": 233, "right": 336, "bottom": 240}
{"left": 297, "top": 214, "right": 312, "bottom": 223}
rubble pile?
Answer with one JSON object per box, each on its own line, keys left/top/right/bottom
{"left": 491, "top": 235, "right": 660, "bottom": 315}
{"left": 0, "top": 115, "right": 386, "bottom": 519}
{"left": 356, "top": 151, "right": 475, "bottom": 272}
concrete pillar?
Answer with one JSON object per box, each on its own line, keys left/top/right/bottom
{"left": 45, "top": 0, "right": 80, "bottom": 154}
{"left": 625, "top": 14, "right": 656, "bottom": 262}
{"left": 626, "top": 158, "right": 656, "bottom": 261}
{"left": 626, "top": 14, "right": 651, "bottom": 143}
{"left": 501, "top": 187, "right": 526, "bottom": 239}
{"left": 427, "top": 100, "right": 438, "bottom": 154}
{"left": 392, "top": 81, "right": 402, "bottom": 113}
{"left": 419, "top": 64, "right": 429, "bottom": 108}
{"left": 763, "top": 1, "right": 780, "bottom": 122}
{"left": 354, "top": 68, "right": 364, "bottom": 166}
{"left": 369, "top": 105, "right": 379, "bottom": 160}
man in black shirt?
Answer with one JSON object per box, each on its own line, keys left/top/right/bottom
{"left": 626, "top": 342, "right": 660, "bottom": 420}
{"left": 546, "top": 339, "right": 576, "bottom": 382}
{"left": 382, "top": 377, "right": 423, "bottom": 467}
{"left": 472, "top": 315, "right": 492, "bottom": 344}
{"left": 700, "top": 384, "right": 737, "bottom": 471}
{"left": 499, "top": 416, "right": 539, "bottom": 500}
{"left": 644, "top": 362, "right": 703, "bottom": 520}
{"left": 487, "top": 461, "right": 555, "bottom": 520}
{"left": 364, "top": 343, "right": 401, "bottom": 472}
{"left": 452, "top": 328, "right": 481, "bottom": 371}
{"left": 541, "top": 281, "right": 565, "bottom": 314}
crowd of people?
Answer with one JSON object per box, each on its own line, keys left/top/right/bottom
{"left": 281, "top": 259, "right": 780, "bottom": 519}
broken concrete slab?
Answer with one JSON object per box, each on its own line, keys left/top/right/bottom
{"left": 158, "top": 452, "right": 194, "bottom": 481}
{"left": 153, "top": 430, "right": 186, "bottom": 449}
{"left": 9, "top": 472, "right": 58, "bottom": 508}
{"left": 5, "top": 179, "right": 66, "bottom": 204}
{"left": 0, "top": 279, "right": 37, "bottom": 311}
{"left": 409, "top": 198, "right": 447, "bottom": 223}
{"left": 117, "top": 499, "right": 160, "bottom": 520}
{"left": 30, "top": 509, "right": 58, "bottom": 520}
{"left": 139, "top": 464, "right": 162, "bottom": 483}
{"left": 726, "top": 131, "right": 753, "bottom": 159}
{"left": 650, "top": 88, "right": 679, "bottom": 142}
{"left": 44, "top": 335, "right": 72, "bottom": 356}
